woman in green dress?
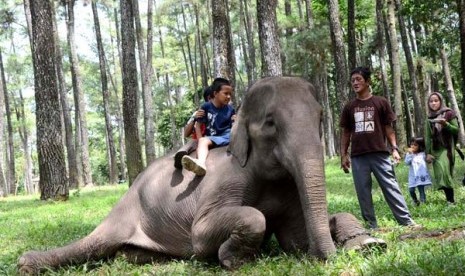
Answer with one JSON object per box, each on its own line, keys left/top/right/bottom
{"left": 425, "top": 92, "right": 459, "bottom": 204}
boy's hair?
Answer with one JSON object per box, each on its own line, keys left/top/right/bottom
{"left": 350, "top": 67, "right": 371, "bottom": 81}
{"left": 410, "top": 137, "right": 426, "bottom": 152}
{"left": 211, "top": 77, "right": 231, "bottom": 93}
{"left": 203, "top": 86, "right": 213, "bottom": 102}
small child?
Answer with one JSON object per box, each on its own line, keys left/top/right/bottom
{"left": 181, "top": 78, "right": 235, "bottom": 176}
{"left": 404, "top": 137, "right": 432, "bottom": 205}
{"left": 173, "top": 87, "right": 212, "bottom": 169}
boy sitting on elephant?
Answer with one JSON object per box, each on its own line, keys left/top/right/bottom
{"left": 181, "top": 78, "right": 236, "bottom": 176}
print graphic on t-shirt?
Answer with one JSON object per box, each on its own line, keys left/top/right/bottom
{"left": 354, "top": 106, "right": 375, "bottom": 133}
{"left": 207, "top": 112, "right": 217, "bottom": 135}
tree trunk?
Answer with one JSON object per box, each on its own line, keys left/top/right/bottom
{"left": 211, "top": 0, "right": 236, "bottom": 101}
{"left": 194, "top": 4, "right": 208, "bottom": 91}
{"left": 458, "top": 0, "right": 465, "bottom": 117}
{"left": 14, "top": 91, "right": 34, "bottom": 194}
{"left": 375, "top": 0, "right": 391, "bottom": 101}
{"left": 30, "top": 0, "right": 68, "bottom": 200}
{"left": 92, "top": 1, "right": 118, "bottom": 185}
{"left": 0, "top": 50, "right": 7, "bottom": 197}
{"left": 440, "top": 47, "right": 465, "bottom": 146}
{"left": 0, "top": 50, "right": 15, "bottom": 195}
{"left": 319, "top": 68, "right": 336, "bottom": 158}
{"left": 395, "top": 0, "right": 423, "bottom": 137}
{"left": 347, "top": 0, "right": 357, "bottom": 70}
{"left": 120, "top": 0, "right": 144, "bottom": 185}
{"left": 66, "top": 0, "right": 93, "bottom": 187}
{"left": 304, "top": 0, "right": 314, "bottom": 29}
{"left": 327, "top": 0, "right": 349, "bottom": 111}
{"left": 386, "top": 0, "right": 406, "bottom": 148}
{"left": 158, "top": 27, "right": 179, "bottom": 149}
{"left": 111, "top": 2, "right": 127, "bottom": 181}
{"left": 50, "top": 0, "right": 77, "bottom": 189}
{"left": 257, "top": 0, "right": 282, "bottom": 77}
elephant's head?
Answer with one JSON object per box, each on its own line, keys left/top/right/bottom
{"left": 228, "top": 76, "right": 336, "bottom": 258}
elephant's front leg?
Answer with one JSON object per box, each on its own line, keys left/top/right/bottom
{"left": 192, "top": 206, "right": 266, "bottom": 270}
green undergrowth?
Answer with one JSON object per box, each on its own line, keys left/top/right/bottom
{"left": 1, "top": 157, "right": 465, "bottom": 275}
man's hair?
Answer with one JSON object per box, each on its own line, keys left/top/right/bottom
{"left": 211, "top": 77, "right": 231, "bottom": 93}
{"left": 350, "top": 67, "right": 371, "bottom": 81}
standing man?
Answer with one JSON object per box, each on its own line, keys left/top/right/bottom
{"left": 340, "top": 67, "right": 418, "bottom": 230}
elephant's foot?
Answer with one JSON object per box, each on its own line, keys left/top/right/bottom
{"left": 218, "top": 237, "right": 258, "bottom": 270}
{"left": 343, "top": 234, "right": 387, "bottom": 252}
{"left": 18, "top": 251, "right": 50, "bottom": 276}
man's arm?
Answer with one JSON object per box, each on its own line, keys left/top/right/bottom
{"left": 385, "top": 124, "right": 401, "bottom": 163}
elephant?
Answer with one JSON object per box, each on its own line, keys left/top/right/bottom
{"left": 18, "top": 77, "right": 385, "bottom": 274}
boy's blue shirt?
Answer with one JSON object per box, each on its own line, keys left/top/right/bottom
{"left": 199, "top": 102, "right": 235, "bottom": 136}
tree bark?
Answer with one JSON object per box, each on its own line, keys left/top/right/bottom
{"left": 386, "top": 0, "right": 406, "bottom": 148}
{"left": 347, "top": 0, "right": 357, "bottom": 70}
{"left": 375, "top": 0, "right": 391, "bottom": 101}
{"left": 211, "top": 0, "right": 236, "bottom": 101}
{"left": 440, "top": 47, "right": 465, "bottom": 146}
{"left": 92, "top": 1, "right": 118, "bottom": 184}
{"left": 0, "top": 50, "right": 15, "bottom": 195}
{"left": 120, "top": 0, "right": 144, "bottom": 185}
{"left": 257, "top": 0, "right": 282, "bottom": 77}
{"left": 327, "top": 0, "right": 349, "bottom": 111}
{"left": 458, "top": 0, "right": 465, "bottom": 117}
{"left": 66, "top": 0, "right": 93, "bottom": 187}
{"left": 0, "top": 50, "right": 7, "bottom": 197}
{"left": 30, "top": 0, "right": 68, "bottom": 200}
{"left": 395, "top": 0, "right": 423, "bottom": 137}
{"left": 49, "top": 0, "right": 78, "bottom": 189}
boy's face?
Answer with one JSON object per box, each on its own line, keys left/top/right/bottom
{"left": 214, "top": 85, "right": 233, "bottom": 106}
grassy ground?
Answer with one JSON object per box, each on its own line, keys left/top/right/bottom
{"left": 1, "top": 157, "right": 465, "bottom": 275}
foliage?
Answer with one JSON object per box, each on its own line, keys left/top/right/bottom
{"left": 1, "top": 158, "right": 465, "bottom": 275}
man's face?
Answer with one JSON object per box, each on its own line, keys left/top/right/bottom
{"left": 351, "top": 73, "right": 369, "bottom": 94}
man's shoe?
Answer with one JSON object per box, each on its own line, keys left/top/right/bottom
{"left": 181, "top": 155, "right": 206, "bottom": 176}
{"left": 174, "top": 150, "right": 188, "bottom": 169}
{"left": 405, "top": 222, "right": 423, "bottom": 231}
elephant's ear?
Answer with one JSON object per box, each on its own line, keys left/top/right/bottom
{"left": 227, "top": 115, "right": 249, "bottom": 167}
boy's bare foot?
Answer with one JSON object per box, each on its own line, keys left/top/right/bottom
{"left": 182, "top": 155, "right": 206, "bottom": 176}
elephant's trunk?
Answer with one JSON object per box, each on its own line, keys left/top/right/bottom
{"left": 288, "top": 144, "right": 336, "bottom": 258}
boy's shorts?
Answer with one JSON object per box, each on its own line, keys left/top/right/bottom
{"left": 208, "top": 129, "right": 231, "bottom": 146}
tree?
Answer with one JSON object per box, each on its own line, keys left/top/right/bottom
{"left": 65, "top": 0, "right": 93, "bottom": 187}
{"left": 386, "top": 0, "right": 406, "bottom": 148}
{"left": 92, "top": 1, "right": 118, "bottom": 185}
{"left": 458, "top": 0, "right": 465, "bottom": 115}
{"left": 120, "top": 0, "right": 144, "bottom": 185}
{"left": 0, "top": 49, "right": 7, "bottom": 197}
{"left": 30, "top": 0, "right": 68, "bottom": 200}
{"left": 395, "top": 0, "right": 423, "bottom": 137}
{"left": 327, "top": 0, "right": 349, "bottom": 110}
{"left": 257, "top": 0, "right": 282, "bottom": 77}
{"left": 212, "top": 0, "right": 236, "bottom": 91}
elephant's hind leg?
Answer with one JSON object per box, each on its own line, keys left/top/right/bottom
{"left": 116, "top": 245, "right": 171, "bottom": 264}
{"left": 192, "top": 206, "right": 266, "bottom": 270}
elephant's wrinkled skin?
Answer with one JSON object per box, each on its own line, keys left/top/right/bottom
{"left": 18, "top": 77, "right": 377, "bottom": 274}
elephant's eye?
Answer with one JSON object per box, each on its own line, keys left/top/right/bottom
{"left": 264, "top": 115, "right": 274, "bottom": 127}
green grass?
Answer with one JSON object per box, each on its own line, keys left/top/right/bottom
{"left": 1, "top": 158, "right": 465, "bottom": 275}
